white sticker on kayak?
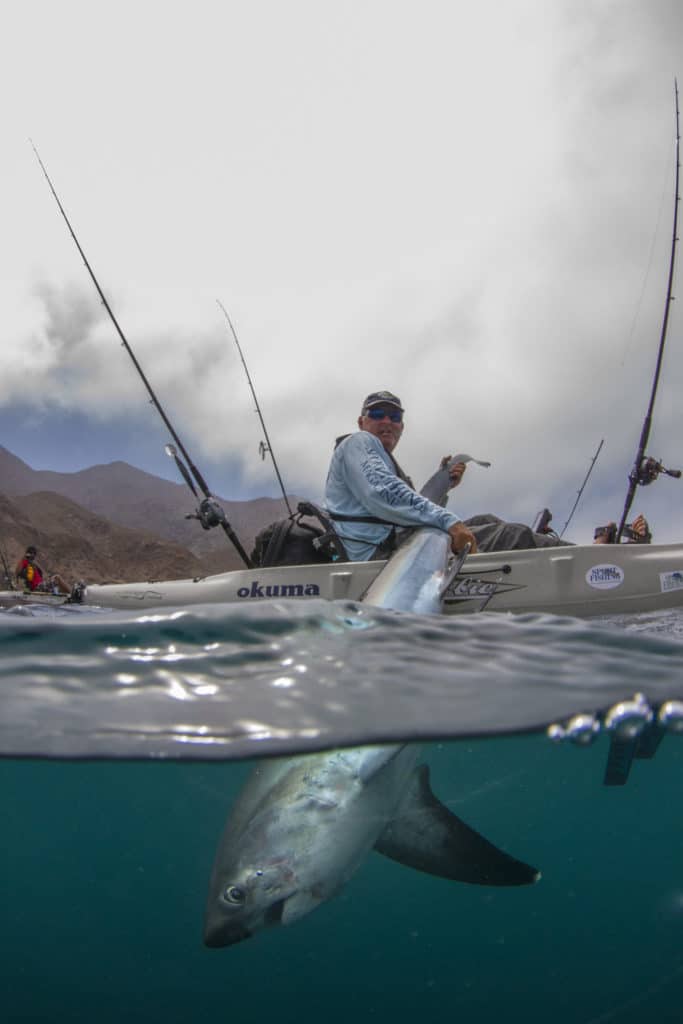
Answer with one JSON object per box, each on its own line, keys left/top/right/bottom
{"left": 586, "top": 564, "right": 624, "bottom": 590}
{"left": 660, "top": 570, "right": 683, "bottom": 593}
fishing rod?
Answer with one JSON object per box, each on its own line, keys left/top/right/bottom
{"left": 0, "top": 539, "right": 16, "bottom": 591}
{"left": 217, "top": 300, "right": 293, "bottom": 516}
{"left": 30, "top": 142, "right": 253, "bottom": 569}
{"left": 559, "top": 439, "right": 604, "bottom": 539}
{"left": 616, "top": 80, "right": 682, "bottom": 541}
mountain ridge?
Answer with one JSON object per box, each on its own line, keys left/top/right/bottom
{"left": 0, "top": 446, "right": 300, "bottom": 584}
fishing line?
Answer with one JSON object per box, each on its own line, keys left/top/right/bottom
{"left": 618, "top": 134, "right": 678, "bottom": 369}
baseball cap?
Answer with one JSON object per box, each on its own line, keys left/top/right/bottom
{"left": 361, "top": 390, "right": 404, "bottom": 413}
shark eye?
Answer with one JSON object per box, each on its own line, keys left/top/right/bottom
{"left": 223, "top": 885, "right": 246, "bottom": 905}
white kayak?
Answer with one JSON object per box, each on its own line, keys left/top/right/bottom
{"left": 0, "top": 589, "right": 72, "bottom": 609}
{"left": 4, "top": 541, "right": 682, "bottom": 618}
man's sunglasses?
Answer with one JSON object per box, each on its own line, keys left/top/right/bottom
{"left": 366, "top": 407, "right": 403, "bottom": 423}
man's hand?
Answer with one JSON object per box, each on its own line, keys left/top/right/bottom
{"left": 447, "top": 522, "right": 478, "bottom": 555}
{"left": 440, "top": 455, "right": 467, "bottom": 489}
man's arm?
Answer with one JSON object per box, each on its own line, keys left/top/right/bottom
{"left": 342, "top": 434, "right": 477, "bottom": 552}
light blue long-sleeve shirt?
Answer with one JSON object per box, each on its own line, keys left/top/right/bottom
{"left": 324, "top": 431, "right": 460, "bottom": 561}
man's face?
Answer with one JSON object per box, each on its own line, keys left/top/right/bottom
{"left": 358, "top": 405, "right": 404, "bottom": 453}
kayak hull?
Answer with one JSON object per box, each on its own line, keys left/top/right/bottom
{"left": 3, "top": 542, "right": 681, "bottom": 618}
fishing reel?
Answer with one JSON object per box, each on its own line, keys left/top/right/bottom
{"left": 631, "top": 456, "right": 682, "bottom": 486}
{"left": 186, "top": 497, "right": 228, "bottom": 531}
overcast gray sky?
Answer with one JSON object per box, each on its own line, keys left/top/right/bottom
{"left": 1, "top": 0, "right": 682, "bottom": 541}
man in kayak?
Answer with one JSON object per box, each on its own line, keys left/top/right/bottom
{"left": 15, "top": 545, "right": 71, "bottom": 595}
{"left": 324, "top": 390, "right": 477, "bottom": 562}
{"left": 324, "top": 389, "right": 652, "bottom": 560}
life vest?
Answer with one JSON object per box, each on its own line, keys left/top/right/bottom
{"left": 18, "top": 558, "right": 44, "bottom": 591}
{"left": 251, "top": 440, "right": 415, "bottom": 568}
{"left": 324, "top": 434, "right": 416, "bottom": 558}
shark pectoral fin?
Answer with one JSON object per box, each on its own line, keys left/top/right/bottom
{"left": 374, "top": 765, "right": 540, "bottom": 887}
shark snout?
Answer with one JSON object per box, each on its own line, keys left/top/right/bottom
{"left": 203, "top": 919, "right": 252, "bottom": 948}
{"left": 203, "top": 896, "right": 289, "bottom": 947}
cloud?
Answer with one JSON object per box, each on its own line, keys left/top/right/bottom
{"left": 1, "top": 1, "right": 681, "bottom": 542}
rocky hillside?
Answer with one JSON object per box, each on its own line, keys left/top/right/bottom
{"left": 0, "top": 446, "right": 304, "bottom": 585}
{"left": 0, "top": 491, "right": 209, "bottom": 586}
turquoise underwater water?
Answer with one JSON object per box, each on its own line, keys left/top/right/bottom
{"left": 3, "top": 737, "right": 683, "bottom": 1022}
{"left": 1, "top": 601, "right": 683, "bottom": 1022}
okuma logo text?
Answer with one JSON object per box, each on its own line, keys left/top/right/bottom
{"left": 237, "top": 580, "right": 321, "bottom": 599}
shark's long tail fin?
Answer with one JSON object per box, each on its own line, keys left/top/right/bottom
{"left": 374, "top": 764, "right": 540, "bottom": 886}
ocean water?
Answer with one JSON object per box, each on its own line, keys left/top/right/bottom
{"left": 2, "top": 598, "right": 683, "bottom": 1023}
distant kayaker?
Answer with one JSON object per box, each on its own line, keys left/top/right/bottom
{"left": 324, "top": 390, "right": 477, "bottom": 562}
{"left": 15, "top": 545, "right": 71, "bottom": 595}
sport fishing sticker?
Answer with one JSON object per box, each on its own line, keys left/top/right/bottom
{"left": 660, "top": 571, "right": 683, "bottom": 593}
{"left": 585, "top": 564, "right": 625, "bottom": 590}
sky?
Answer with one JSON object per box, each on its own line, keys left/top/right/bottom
{"left": 1, "top": 0, "right": 682, "bottom": 543}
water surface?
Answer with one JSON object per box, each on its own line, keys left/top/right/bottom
{"left": 1, "top": 600, "right": 682, "bottom": 1022}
